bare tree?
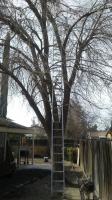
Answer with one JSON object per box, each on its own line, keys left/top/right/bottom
{"left": 0, "top": 0, "right": 112, "bottom": 144}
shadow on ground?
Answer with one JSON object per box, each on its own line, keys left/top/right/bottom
{"left": 0, "top": 167, "right": 51, "bottom": 199}
{"left": 0, "top": 166, "right": 82, "bottom": 200}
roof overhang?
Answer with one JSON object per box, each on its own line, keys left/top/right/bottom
{"left": 0, "top": 126, "right": 34, "bottom": 135}
{"left": 0, "top": 118, "right": 35, "bottom": 135}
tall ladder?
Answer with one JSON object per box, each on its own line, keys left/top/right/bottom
{"left": 51, "top": 66, "right": 65, "bottom": 195}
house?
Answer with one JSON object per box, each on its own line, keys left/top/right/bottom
{"left": 106, "top": 122, "right": 112, "bottom": 139}
{"left": 87, "top": 131, "right": 107, "bottom": 139}
{"left": 106, "top": 130, "right": 112, "bottom": 139}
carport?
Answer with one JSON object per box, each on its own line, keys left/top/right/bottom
{"left": 0, "top": 118, "right": 36, "bottom": 168}
{"left": 0, "top": 118, "right": 51, "bottom": 199}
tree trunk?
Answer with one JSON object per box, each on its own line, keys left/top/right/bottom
{"left": 0, "top": 33, "right": 10, "bottom": 118}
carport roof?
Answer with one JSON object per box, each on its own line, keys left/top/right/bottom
{"left": 0, "top": 118, "right": 34, "bottom": 135}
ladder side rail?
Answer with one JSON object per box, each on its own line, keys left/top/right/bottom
{"left": 61, "top": 74, "right": 65, "bottom": 191}
{"left": 51, "top": 82, "right": 54, "bottom": 194}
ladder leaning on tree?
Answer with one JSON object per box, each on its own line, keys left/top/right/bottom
{"left": 51, "top": 66, "right": 65, "bottom": 195}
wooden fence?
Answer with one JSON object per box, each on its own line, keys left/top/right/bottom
{"left": 80, "top": 138, "right": 112, "bottom": 200}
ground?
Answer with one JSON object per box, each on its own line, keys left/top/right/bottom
{"left": 3, "top": 175, "right": 51, "bottom": 200}
{"left": 0, "top": 159, "right": 81, "bottom": 200}
{"left": 2, "top": 176, "right": 81, "bottom": 200}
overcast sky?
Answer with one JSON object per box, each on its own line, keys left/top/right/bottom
{"left": 7, "top": 95, "right": 36, "bottom": 126}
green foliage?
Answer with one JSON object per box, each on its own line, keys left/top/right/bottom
{"left": 65, "top": 147, "right": 78, "bottom": 163}
{"left": 34, "top": 146, "right": 49, "bottom": 157}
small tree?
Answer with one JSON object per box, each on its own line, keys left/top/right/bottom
{"left": 66, "top": 99, "right": 88, "bottom": 139}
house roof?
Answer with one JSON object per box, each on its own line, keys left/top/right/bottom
{"left": 31, "top": 125, "right": 47, "bottom": 138}
{"left": 88, "top": 131, "right": 107, "bottom": 138}
{"left": 0, "top": 118, "right": 28, "bottom": 129}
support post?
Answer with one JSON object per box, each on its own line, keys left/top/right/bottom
{"left": 4, "top": 133, "right": 7, "bottom": 161}
{"left": 18, "top": 136, "right": 21, "bottom": 167}
{"left": 32, "top": 133, "right": 34, "bottom": 165}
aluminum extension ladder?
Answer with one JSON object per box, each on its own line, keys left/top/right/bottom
{"left": 51, "top": 66, "right": 65, "bottom": 195}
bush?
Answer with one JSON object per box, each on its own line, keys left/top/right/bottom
{"left": 65, "top": 147, "right": 78, "bottom": 163}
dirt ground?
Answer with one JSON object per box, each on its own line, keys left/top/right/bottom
{"left": 3, "top": 175, "right": 80, "bottom": 200}
{"left": 3, "top": 175, "right": 51, "bottom": 200}
{"left": 0, "top": 161, "right": 82, "bottom": 200}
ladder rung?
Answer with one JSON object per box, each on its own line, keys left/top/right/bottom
{"left": 53, "top": 138, "right": 63, "bottom": 140}
{"left": 56, "top": 76, "right": 62, "bottom": 78}
{"left": 53, "top": 76, "right": 62, "bottom": 79}
{"left": 54, "top": 144, "right": 62, "bottom": 146}
{"left": 53, "top": 70, "right": 61, "bottom": 73}
{"left": 52, "top": 70, "right": 62, "bottom": 74}
{"left": 53, "top": 133, "right": 62, "bottom": 136}
{"left": 53, "top": 81, "right": 60, "bottom": 84}
{"left": 52, "top": 70, "right": 61, "bottom": 73}
{"left": 55, "top": 87, "right": 62, "bottom": 90}
{"left": 56, "top": 99, "right": 62, "bottom": 101}
{"left": 53, "top": 160, "right": 64, "bottom": 163}
{"left": 54, "top": 153, "right": 63, "bottom": 155}
{"left": 53, "top": 171, "right": 64, "bottom": 172}
{"left": 52, "top": 190, "right": 64, "bottom": 193}
{"left": 53, "top": 180, "right": 64, "bottom": 182}
{"left": 53, "top": 143, "right": 62, "bottom": 145}
{"left": 56, "top": 94, "right": 62, "bottom": 96}
{"left": 55, "top": 90, "right": 62, "bottom": 92}
{"left": 55, "top": 83, "right": 62, "bottom": 85}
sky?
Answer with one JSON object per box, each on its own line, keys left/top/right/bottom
{"left": 7, "top": 95, "right": 38, "bottom": 127}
